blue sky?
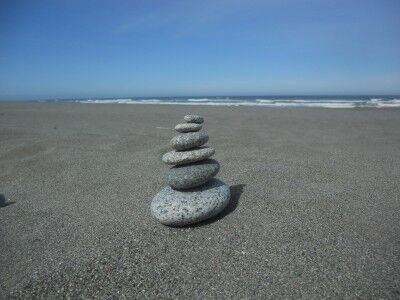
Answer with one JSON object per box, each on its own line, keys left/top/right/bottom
{"left": 0, "top": 0, "right": 400, "bottom": 99}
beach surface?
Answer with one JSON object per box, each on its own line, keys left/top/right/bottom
{"left": 1, "top": 102, "right": 399, "bottom": 299}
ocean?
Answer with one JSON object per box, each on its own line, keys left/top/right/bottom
{"left": 62, "top": 95, "right": 400, "bottom": 108}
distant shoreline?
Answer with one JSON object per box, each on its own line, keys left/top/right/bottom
{"left": 2, "top": 95, "right": 400, "bottom": 108}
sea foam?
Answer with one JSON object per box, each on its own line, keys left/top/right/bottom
{"left": 77, "top": 97, "right": 400, "bottom": 108}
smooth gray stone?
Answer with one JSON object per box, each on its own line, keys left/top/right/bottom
{"left": 175, "top": 123, "right": 202, "bottom": 133}
{"left": 170, "top": 132, "right": 209, "bottom": 151}
{"left": 184, "top": 115, "right": 204, "bottom": 124}
{"left": 151, "top": 179, "right": 230, "bottom": 226}
{"left": 165, "top": 159, "right": 220, "bottom": 189}
{"left": 162, "top": 147, "right": 215, "bottom": 166}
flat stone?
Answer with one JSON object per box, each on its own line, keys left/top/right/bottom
{"left": 162, "top": 147, "right": 215, "bottom": 166}
{"left": 151, "top": 179, "right": 230, "bottom": 226}
{"left": 170, "top": 132, "right": 209, "bottom": 151}
{"left": 165, "top": 159, "right": 220, "bottom": 189}
{"left": 184, "top": 115, "right": 204, "bottom": 124}
{"left": 175, "top": 123, "right": 202, "bottom": 133}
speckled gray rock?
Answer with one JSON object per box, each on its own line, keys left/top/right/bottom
{"left": 184, "top": 115, "right": 204, "bottom": 124}
{"left": 170, "top": 132, "right": 209, "bottom": 151}
{"left": 175, "top": 123, "right": 202, "bottom": 133}
{"left": 162, "top": 147, "right": 215, "bottom": 166}
{"left": 151, "top": 179, "right": 230, "bottom": 226}
{"left": 165, "top": 159, "right": 220, "bottom": 189}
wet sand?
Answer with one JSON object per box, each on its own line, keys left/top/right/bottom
{"left": 1, "top": 102, "right": 399, "bottom": 298}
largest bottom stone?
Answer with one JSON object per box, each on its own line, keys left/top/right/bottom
{"left": 151, "top": 179, "right": 230, "bottom": 226}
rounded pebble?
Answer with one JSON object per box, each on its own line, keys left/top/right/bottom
{"left": 162, "top": 147, "right": 215, "bottom": 166}
{"left": 184, "top": 115, "right": 204, "bottom": 124}
{"left": 175, "top": 123, "right": 202, "bottom": 133}
{"left": 151, "top": 179, "right": 230, "bottom": 226}
{"left": 170, "top": 132, "right": 209, "bottom": 151}
{"left": 165, "top": 159, "right": 220, "bottom": 189}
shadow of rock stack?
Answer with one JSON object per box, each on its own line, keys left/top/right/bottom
{"left": 151, "top": 114, "right": 230, "bottom": 226}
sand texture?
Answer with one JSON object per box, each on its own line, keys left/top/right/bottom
{"left": 1, "top": 102, "right": 400, "bottom": 298}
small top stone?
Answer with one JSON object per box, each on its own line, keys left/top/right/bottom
{"left": 184, "top": 115, "right": 204, "bottom": 124}
{"left": 175, "top": 123, "right": 202, "bottom": 133}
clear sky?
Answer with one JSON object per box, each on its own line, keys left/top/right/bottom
{"left": 1, "top": 0, "right": 400, "bottom": 100}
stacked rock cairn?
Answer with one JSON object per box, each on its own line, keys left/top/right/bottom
{"left": 151, "top": 114, "right": 230, "bottom": 226}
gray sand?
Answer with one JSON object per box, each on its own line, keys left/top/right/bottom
{"left": 1, "top": 102, "right": 399, "bottom": 299}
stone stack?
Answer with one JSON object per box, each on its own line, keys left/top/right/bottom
{"left": 151, "top": 114, "right": 230, "bottom": 226}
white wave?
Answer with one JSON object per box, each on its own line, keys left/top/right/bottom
{"left": 83, "top": 99, "right": 117, "bottom": 103}
{"left": 78, "top": 98, "right": 400, "bottom": 108}
{"left": 81, "top": 98, "right": 162, "bottom": 104}
{"left": 187, "top": 98, "right": 211, "bottom": 102}
{"left": 297, "top": 102, "right": 356, "bottom": 108}
{"left": 257, "top": 99, "right": 364, "bottom": 103}
{"left": 364, "top": 98, "right": 400, "bottom": 108}
{"left": 376, "top": 102, "right": 400, "bottom": 108}
{"left": 79, "top": 100, "right": 354, "bottom": 108}
{"left": 137, "top": 99, "right": 161, "bottom": 103}
{"left": 258, "top": 101, "right": 356, "bottom": 108}
{"left": 289, "top": 99, "right": 363, "bottom": 103}
{"left": 256, "top": 99, "right": 274, "bottom": 103}
{"left": 188, "top": 98, "right": 238, "bottom": 102}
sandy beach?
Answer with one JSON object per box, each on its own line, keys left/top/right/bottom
{"left": 1, "top": 102, "right": 399, "bottom": 298}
